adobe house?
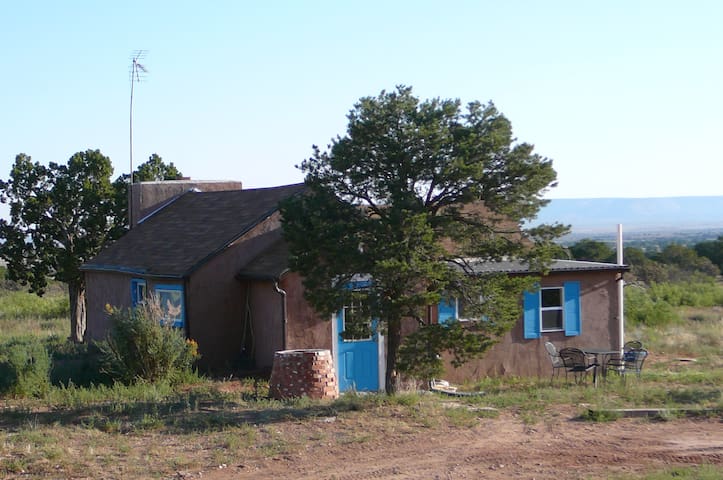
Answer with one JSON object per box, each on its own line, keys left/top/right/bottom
{"left": 82, "top": 181, "right": 628, "bottom": 388}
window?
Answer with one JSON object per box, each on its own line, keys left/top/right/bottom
{"left": 541, "top": 287, "right": 563, "bottom": 331}
{"left": 131, "top": 279, "right": 147, "bottom": 307}
{"left": 340, "top": 280, "right": 374, "bottom": 341}
{"left": 523, "top": 281, "right": 581, "bottom": 339}
{"left": 155, "top": 284, "right": 185, "bottom": 329}
{"left": 438, "top": 295, "right": 488, "bottom": 324}
{"left": 341, "top": 299, "right": 373, "bottom": 341}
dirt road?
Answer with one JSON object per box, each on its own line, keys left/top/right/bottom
{"left": 195, "top": 411, "right": 722, "bottom": 480}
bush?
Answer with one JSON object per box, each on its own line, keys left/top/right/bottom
{"left": 47, "top": 338, "right": 110, "bottom": 387}
{"left": 0, "top": 337, "right": 51, "bottom": 397}
{"left": 99, "top": 301, "right": 200, "bottom": 385}
{"left": 649, "top": 281, "right": 723, "bottom": 308}
{"left": 625, "top": 286, "right": 679, "bottom": 327}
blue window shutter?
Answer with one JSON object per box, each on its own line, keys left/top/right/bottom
{"left": 564, "top": 281, "right": 581, "bottom": 336}
{"left": 438, "top": 298, "right": 456, "bottom": 325}
{"left": 131, "top": 279, "right": 146, "bottom": 307}
{"left": 523, "top": 291, "right": 540, "bottom": 339}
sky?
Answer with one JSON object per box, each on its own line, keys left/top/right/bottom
{"left": 2, "top": 1, "right": 722, "bottom": 209}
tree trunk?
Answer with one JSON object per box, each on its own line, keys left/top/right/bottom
{"left": 68, "top": 282, "right": 87, "bottom": 343}
{"left": 384, "top": 317, "right": 403, "bottom": 394}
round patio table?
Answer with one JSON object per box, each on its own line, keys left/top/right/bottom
{"left": 582, "top": 348, "right": 620, "bottom": 381}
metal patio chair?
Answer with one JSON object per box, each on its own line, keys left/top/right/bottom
{"left": 608, "top": 348, "right": 648, "bottom": 384}
{"left": 606, "top": 340, "right": 643, "bottom": 371}
{"left": 558, "top": 347, "right": 599, "bottom": 386}
{"left": 544, "top": 341, "right": 566, "bottom": 384}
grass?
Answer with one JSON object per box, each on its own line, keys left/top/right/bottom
{"left": 612, "top": 465, "right": 723, "bottom": 480}
{"left": 0, "top": 288, "right": 68, "bottom": 342}
{"left": 0, "top": 282, "right": 721, "bottom": 477}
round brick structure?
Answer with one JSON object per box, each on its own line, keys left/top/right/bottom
{"left": 268, "top": 349, "right": 338, "bottom": 400}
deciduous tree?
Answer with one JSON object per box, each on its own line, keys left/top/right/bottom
{"left": 569, "top": 239, "right": 615, "bottom": 262}
{"left": 281, "top": 86, "right": 567, "bottom": 393}
{"left": 1, "top": 151, "right": 184, "bottom": 342}
{"left": 0, "top": 150, "right": 122, "bottom": 342}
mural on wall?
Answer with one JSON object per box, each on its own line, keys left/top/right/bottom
{"left": 156, "top": 285, "right": 185, "bottom": 328}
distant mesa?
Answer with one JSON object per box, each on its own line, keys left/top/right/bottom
{"left": 532, "top": 196, "right": 723, "bottom": 233}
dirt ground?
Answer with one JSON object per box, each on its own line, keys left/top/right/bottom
{"left": 191, "top": 409, "right": 722, "bottom": 480}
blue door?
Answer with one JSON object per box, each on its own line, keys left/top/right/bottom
{"left": 336, "top": 304, "right": 379, "bottom": 392}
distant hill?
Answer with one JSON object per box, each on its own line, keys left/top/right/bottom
{"left": 532, "top": 196, "right": 723, "bottom": 233}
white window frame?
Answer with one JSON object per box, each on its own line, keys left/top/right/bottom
{"left": 540, "top": 286, "right": 564, "bottom": 332}
{"left": 341, "top": 298, "right": 373, "bottom": 342}
{"left": 131, "top": 278, "right": 147, "bottom": 307}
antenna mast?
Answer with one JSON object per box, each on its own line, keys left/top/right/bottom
{"left": 129, "top": 50, "right": 148, "bottom": 228}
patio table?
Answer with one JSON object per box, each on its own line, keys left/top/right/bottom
{"left": 582, "top": 348, "right": 620, "bottom": 380}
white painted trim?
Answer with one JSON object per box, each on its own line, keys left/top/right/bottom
{"left": 331, "top": 312, "right": 339, "bottom": 388}
{"left": 617, "top": 224, "right": 625, "bottom": 353}
{"left": 377, "top": 330, "right": 385, "bottom": 392}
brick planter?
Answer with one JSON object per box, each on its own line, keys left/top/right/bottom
{"left": 268, "top": 349, "right": 338, "bottom": 400}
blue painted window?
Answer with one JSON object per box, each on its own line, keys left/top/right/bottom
{"left": 438, "top": 296, "right": 489, "bottom": 324}
{"left": 438, "top": 298, "right": 457, "bottom": 324}
{"left": 523, "top": 281, "right": 581, "bottom": 339}
{"left": 131, "top": 279, "right": 147, "bottom": 307}
{"left": 155, "top": 284, "right": 185, "bottom": 329}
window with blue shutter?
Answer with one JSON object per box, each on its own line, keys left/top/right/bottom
{"left": 523, "top": 281, "right": 581, "bottom": 339}
{"left": 131, "top": 279, "right": 146, "bottom": 307}
{"left": 438, "top": 298, "right": 457, "bottom": 324}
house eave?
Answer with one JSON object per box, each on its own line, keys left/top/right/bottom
{"left": 80, "top": 264, "right": 185, "bottom": 280}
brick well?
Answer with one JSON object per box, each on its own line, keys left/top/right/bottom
{"left": 268, "top": 349, "right": 338, "bottom": 400}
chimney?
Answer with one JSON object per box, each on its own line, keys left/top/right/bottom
{"left": 130, "top": 180, "right": 243, "bottom": 227}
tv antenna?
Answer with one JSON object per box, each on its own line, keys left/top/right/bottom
{"left": 128, "top": 50, "right": 147, "bottom": 229}
{"left": 129, "top": 50, "right": 148, "bottom": 185}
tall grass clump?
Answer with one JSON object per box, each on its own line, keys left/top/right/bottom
{"left": 0, "top": 337, "right": 51, "bottom": 397}
{"left": 99, "top": 300, "right": 200, "bottom": 385}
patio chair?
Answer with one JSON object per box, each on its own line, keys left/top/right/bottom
{"left": 608, "top": 348, "right": 648, "bottom": 384}
{"left": 606, "top": 340, "right": 644, "bottom": 371}
{"left": 544, "top": 342, "right": 566, "bottom": 384}
{"left": 558, "top": 347, "right": 599, "bottom": 385}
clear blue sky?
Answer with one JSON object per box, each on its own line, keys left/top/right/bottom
{"left": 2, "top": 1, "right": 721, "bottom": 206}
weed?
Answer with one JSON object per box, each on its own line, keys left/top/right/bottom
{"left": 581, "top": 408, "right": 622, "bottom": 422}
{"left": 443, "top": 405, "right": 481, "bottom": 427}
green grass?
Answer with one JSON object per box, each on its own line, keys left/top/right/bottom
{"left": 612, "top": 465, "right": 723, "bottom": 480}
{"left": 0, "top": 286, "right": 68, "bottom": 342}
{"left": 0, "top": 278, "right": 720, "bottom": 477}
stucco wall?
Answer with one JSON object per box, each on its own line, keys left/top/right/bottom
{"left": 283, "top": 272, "right": 333, "bottom": 352}
{"left": 244, "top": 281, "right": 284, "bottom": 369}
{"left": 85, "top": 272, "right": 184, "bottom": 340}
{"left": 187, "top": 216, "right": 284, "bottom": 370}
{"left": 85, "top": 271, "right": 132, "bottom": 340}
{"left": 439, "top": 270, "right": 622, "bottom": 382}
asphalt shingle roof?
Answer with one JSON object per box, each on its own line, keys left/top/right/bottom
{"left": 236, "top": 238, "right": 290, "bottom": 281}
{"left": 82, "top": 183, "right": 305, "bottom": 278}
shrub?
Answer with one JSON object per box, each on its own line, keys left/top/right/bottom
{"left": 0, "top": 337, "right": 51, "bottom": 397}
{"left": 649, "top": 281, "right": 723, "bottom": 308}
{"left": 625, "top": 286, "right": 679, "bottom": 327}
{"left": 99, "top": 301, "right": 200, "bottom": 384}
